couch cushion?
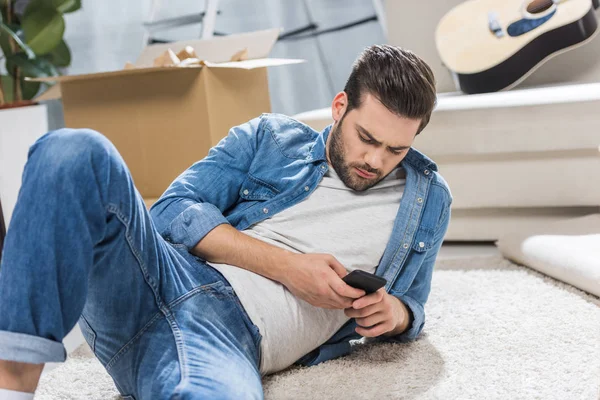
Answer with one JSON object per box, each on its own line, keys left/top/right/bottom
{"left": 496, "top": 214, "right": 600, "bottom": 297}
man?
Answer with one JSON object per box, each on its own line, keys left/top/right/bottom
{"left": 0, "top": 45, "right": 451, "bottom": 399}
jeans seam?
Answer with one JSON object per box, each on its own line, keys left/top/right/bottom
{"left": 165, "top": 310, "right": 188, "bottom": 398}
{"left": 103, "top": 203, "right": 173, "bottom": 371}
{"left": 78, "top": 314, "right": 97, "bottom": 352}
{"left": 105, "top": 309, "right": 164, "bottom": 370}
{"left": 106, "top": 204, "right": 164, "bottom": 305}
{"left": 166, "top": 282, "right": 228, "bottom": 310}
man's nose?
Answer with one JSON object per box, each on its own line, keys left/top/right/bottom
{"left": 364, "top": 148, "right": 385, "bottom": 171}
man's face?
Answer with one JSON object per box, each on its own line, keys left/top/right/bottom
{"left": 326, "top": 92, "right": 421, "bottom": 191}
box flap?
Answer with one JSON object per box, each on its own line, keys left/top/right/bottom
{"left": 136, "top": 28, "right": 282, "bottom": 67}
{"left": 205, "top": 58, "right": 305, "bottom": 70}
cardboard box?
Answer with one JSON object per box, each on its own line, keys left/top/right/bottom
{"left": 34, "top": 29, "right": 303, "bottom": 198}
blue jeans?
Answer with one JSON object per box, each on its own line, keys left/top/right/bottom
{"left": 0, "top": 129, "right": 263, "bottom": 399}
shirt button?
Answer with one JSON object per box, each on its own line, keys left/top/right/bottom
{"left": 424, "top": 170, "right": 430, "bottom": 175}
{"left": 419, "top": 242, "right": 425, "bottom": 248}
{"left": 263, "top": 208, "right": 269, "bottom": 214}
{"left": 304, "top": 186, "right": 310, "bottom": 192}
{"left": 243, "top": 189, "right": 249, "bottom": 195}
{"left": 403, "top": 243, "right": 409, "bottom": 249}
{"left": 417, "top": 197, "right": 423, "bottom": 203}
{"left": 320, "top": 165, "right": 326, "bottom": 170}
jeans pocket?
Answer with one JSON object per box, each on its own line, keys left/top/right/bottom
{"left": 78, "top": 314, "right": 97, "bottom": 352}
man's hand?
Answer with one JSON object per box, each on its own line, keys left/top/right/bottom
{"left": 344, "top": 288, "right": 409, "bottom": 337}
{"left": 278, "top": 253, "right": 366, "bottom": 309}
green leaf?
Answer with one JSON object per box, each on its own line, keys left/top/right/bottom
{"left": 0, "top": 74, "right": 15, "bottom": 103}
{"left": 51, "top": 0, "right": 81, "bottom": 13}
{"left": 6, "top": 52, "right": 60, "bottom": 78}
{"left": 0, "top": 28, "right": 10, "bottom": 59}
{"left": 43, "top": 38, "right": 70, "bottom": 67}
{"left": 0, "top": 22, "right": 36, "bottom": 58}
{"left": 20, "top": 78, "right": 40, "bottom": 100}
{"left": 22, "top": 2, "right": 65, "bottom": 55}
{"left": 0, "top": 0, "right": 6, "bottom": 23}
{"left": 0, "top": 73, "right": 42, "bottom": 101}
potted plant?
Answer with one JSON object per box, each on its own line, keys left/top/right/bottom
{"left": 0, "top": 0, "right": 80, "bottom": 255}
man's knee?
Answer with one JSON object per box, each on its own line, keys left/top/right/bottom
{"left": 27, "top": 128, "right": 117, "bottom": 177}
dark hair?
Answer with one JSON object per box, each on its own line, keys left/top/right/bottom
{"left": 344, "top": 45, "right": 437, "bottom": 135}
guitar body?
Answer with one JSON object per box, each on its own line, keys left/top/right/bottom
{"left": 436, "top": 0, "right": 599, "bottom": 94}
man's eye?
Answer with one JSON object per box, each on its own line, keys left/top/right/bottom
{"left": 390, "top": 149, "right": 403, "bottom": 155}
{"left": 359, "top": 136, "right": 374, "bottom": 144}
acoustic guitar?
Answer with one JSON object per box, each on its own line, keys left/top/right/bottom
{"left": 435, "top": 0, "right": 600, "bottom": 94}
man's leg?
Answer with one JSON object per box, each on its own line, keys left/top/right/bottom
{"left": 118, "top": 278, "right": 264, "bottom": 399}
{"left": 0, "top": 129, "right": 202, "bottom": 395}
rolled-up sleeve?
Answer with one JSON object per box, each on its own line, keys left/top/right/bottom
{"left": 149, "top": 117, "right": 262, "bottom": 250}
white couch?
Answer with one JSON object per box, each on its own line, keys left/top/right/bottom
{"left": 293, "top": 83, "right": 600, "bottom": 241}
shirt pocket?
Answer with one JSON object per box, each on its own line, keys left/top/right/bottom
{"left": 392, "top": 227, "right": 435, "bottom": 294}
{"left": 239, "top": 174, "right": 280, "bottom": 201}
{"left": 411, "top": 226, "right": 435, "bottom": 253}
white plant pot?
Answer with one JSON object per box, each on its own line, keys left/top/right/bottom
{"left": 0, "top": 104, "right": 49, "bottom": 230}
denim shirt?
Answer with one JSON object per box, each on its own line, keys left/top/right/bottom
{"left": 149, "top": 113, "right": 452, "bottom": 367}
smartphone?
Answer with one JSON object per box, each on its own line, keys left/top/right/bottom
{"left": 342, "top": 270, "right": 387, "bottom": 294}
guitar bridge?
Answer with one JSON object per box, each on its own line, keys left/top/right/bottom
{"left": 488, "top": 11, "right": 505, "bottom": 37}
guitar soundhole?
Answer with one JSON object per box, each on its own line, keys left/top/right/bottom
{"left": 526, "top": 0, "right": 554, "bottom": 14}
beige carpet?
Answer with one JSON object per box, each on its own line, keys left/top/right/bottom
{"left": 36, "top": 256, "right": 600, "bottom": 399}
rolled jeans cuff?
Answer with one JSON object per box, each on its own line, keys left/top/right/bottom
{"left": 0, "top": 331, "right": 67, "bottom": 363}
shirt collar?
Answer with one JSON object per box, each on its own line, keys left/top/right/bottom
{"left": 309, "top": 124, "right": 332, "bottom": 163}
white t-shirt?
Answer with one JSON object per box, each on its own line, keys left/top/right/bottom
{"left": 208, "top": 166, "right": 406, "bottom": 375}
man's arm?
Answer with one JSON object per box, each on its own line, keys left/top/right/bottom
{"left": 384, "top": 204, "right": 451, "bottom": 342}
{"left": 150, "top": 117, "right": 365, "bottom": 309}
{"left": 191, "top": 224, "right": 292, "bottom": 282}
{"left": 193, "top": 224, "right": 365, "bottom": 310}
{"left": 344, "top": 203, "right": 450, "bottom": 340}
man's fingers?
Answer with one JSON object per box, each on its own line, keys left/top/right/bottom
{"left": 324, "top": 255, "right": 366, "bottom": 298}
{"left": 331, "top": 279, "right": 365, "bottom": 299}
{"left": 355, "top": 312, "right": 386, "bottom": 328}
{"left": 355, "top": 323, "right": 389, "bottom": 338}
{"left": 327, "top": 286, "right": 355, "bottom": 308}
{"left": 327, "top": 256, "right": 348, "bottom": 278}
{"left": 344, "top": 302, "right": 381, "bottom": 318}
{"left": 352, "top": 288, "right": 385, "bottom": 309}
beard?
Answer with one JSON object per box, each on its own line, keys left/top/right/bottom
{"left": 328, "top": 117, "right": 383, "bottom": 192}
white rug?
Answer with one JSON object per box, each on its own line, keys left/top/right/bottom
{"left": 36, "top": 256, "right": 600, "bottom": 399}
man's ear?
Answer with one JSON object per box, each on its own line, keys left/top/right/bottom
{"left": 331, "top": 92, "right": 348, "bottom": 123}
